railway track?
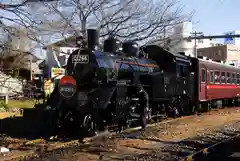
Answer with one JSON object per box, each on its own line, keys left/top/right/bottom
{"left": 0, "top": 114, "right": 189, "bottom": 161}
{"left": 179, "top": 133, "right": 240, "bottom": 161}
{"left": 0, "top": 134, "right": 105, "bottom": 161}
{"left": 171, "top": 121, "right": 240, "bottom": 161}
{"left": 1, "top": 108, "right": 240, "bottom": 161}
{"left": 20, "top": 120, "right": 240, "bottom": 161}
{"left": 179, "top": 137, "right": 238, "bottom": 160}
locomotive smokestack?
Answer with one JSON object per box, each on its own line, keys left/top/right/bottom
{"left": 87, "top": 29, "right": 99, "bottom": 50}
{"left": 103, "top": 37, "right": 117, "bottom": 53}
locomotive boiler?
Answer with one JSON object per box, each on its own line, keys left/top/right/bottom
{"left": 45, "top": 29, "right": 194, "bottom": 136}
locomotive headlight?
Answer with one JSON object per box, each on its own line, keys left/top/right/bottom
{"left": 59, "top": 75, "right": 77, "bottom": 98}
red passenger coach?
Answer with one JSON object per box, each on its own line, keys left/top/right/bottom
{"left": 190, "top": 57, "right": 240, "bottom": 109}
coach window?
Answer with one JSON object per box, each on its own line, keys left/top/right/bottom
{"left": 215, "top": 71, "right": 220, "bottom": 83}
{"left": 232, "top": 73, "right": 236, "bottom": 84}
{"left": 237, "top": 74, "right": 240, "bottom": 84}
{"left": 210, "top": 71, "right": 214, "bottom": 84}
{"left": 221, "top": 72, "right": 226, "bottom": 83}
{"left": 201, "top": 69, "right": 206, "bottom": 83}
{"left": 227, "top": 72, "right": 231, "bottom": 83}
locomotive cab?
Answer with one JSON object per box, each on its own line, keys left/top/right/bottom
{"left": 140, "top": 45, "right": 193, "bottom": 116}
{"left": 141, "top": 45, "right": 191, "bottom": 97}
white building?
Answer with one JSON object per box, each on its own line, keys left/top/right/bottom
{"left": 170, "top": 21, "right": 222, "bottom": 57}
{"left": 44, "top": 46, "right": 77, "bottom": 69}
{"left": 224, "top": 30, "right": 240, "bottom": 45}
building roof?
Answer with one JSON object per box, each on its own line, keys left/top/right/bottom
{"left": 26, "top": 52, "right": 42, "bottom": 62}
{"left": 43, "top": 35, "right": 80, "bottom": 49}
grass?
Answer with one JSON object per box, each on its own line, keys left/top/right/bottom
{"left": 0, "top": 99, "right": 36, "bottom": 119}
{"left": 0, "top": 112, "right": 18, "bottom": 119}
{"left": 0, "top": 99, "right": 35, "bottom": 109}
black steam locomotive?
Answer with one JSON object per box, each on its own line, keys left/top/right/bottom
{"left": 45, "top": 29, "right": 194, "bottom": 136}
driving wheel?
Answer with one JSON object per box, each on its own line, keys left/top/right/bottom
{"left": 82, "top": 114, "right": 97, "bottom": 136}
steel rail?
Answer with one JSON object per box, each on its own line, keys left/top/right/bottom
{"left": 2, "top": 114, "right": 195, "bottom": 161}
{"left": 180, "top": 134, "right": 240, "bottom": 161}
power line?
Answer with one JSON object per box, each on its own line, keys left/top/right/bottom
{"left": 186, "top": 32, "right": 240, "bottom": 57}
{"left": 185, "top": 34, "right": 240, "bottom": 40}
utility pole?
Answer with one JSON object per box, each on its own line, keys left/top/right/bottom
{"left": 190, "top": 32, "right": 203, "bottom": 57}
{"left": 30, "top": 55, "right": 32, "bottom": 81}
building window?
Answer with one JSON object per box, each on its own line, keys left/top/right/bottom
{"left": 198, "top": 39, "right": 203, "bottom": 43}
{"left": 201, "top": 69, "right": 206, "bottom": 83}
{"left": 186, "top": 38, "right": 191, "bottom": 42}
{"left": 218, "top": 50, "right": 222, "bottom": 56}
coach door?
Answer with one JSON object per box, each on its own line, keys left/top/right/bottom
{"left": 199, "top": 68, "right": 207, "bottom": 101}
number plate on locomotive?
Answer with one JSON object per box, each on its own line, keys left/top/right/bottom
{"left": 59, "top": 75, "right": 77, "bottom": 98}
{"left": 72, "top": 55, "right": 89, "bottom": 64}
{"left": 59, "top": 85, "right": 76, "bottom": 98}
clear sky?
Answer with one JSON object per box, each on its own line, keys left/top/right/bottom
{"left": 181, "top": 0, "right": 239, "bottom": 35}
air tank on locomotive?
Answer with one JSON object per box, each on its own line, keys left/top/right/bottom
{"left": 103, "top": 36, "right": 118, "bottom": 53}
{"left": 122, "top": 41, "right": 140, "bottom": 57}
{"left": 103, "top": 38, "right": 140, "bottom": 56}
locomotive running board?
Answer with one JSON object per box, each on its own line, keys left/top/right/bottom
{"left": 128, "top": 112, "right": 140, "bottom": 118}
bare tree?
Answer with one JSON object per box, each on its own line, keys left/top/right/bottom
{"left": 0, "top": 27, "right": 34, "bottom": 72}
{"left": 0, "top": 0, "right": 54, "bottom": 65}
{"left": 0, "top": 0, "right": 193, "bottom": 53}
{"left": 0, "top": 1, "right": 53, "bottom": 99}
{"left": 35, "top": 0, "right": 193, "bottom": 45}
